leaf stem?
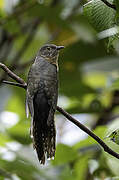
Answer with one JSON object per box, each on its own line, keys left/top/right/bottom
{"left": 101, "top": 0, "right": 116, "bottom": 10}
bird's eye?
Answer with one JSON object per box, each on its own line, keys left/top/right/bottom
{"left": 47, "top": 47, "right": 51, "bottom": 51}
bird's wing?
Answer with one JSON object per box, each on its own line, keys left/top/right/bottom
{"left": 44, "top": 79, "right": 58, "bottom": 126}
{"left": 26, "top": 87, "right": 36, "bottom": 137}
{"left": 25, "top": 94, "right": 29, "bottom": 118}
{"left": 26, "top": 89, "right": 34, "bottom": 118}
{"left": 26, "top": 62, "right": 38, "bottom": 119}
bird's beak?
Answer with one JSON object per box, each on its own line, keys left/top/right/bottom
{"left": 57, "top": 46, "right": 65, "bottom": 50}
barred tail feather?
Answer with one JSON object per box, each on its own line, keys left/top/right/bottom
{"left": 33, "top": 91, "right": 56, "bottom": 164}
{"left": 33, "top": 119, "right": 56, "bottom": 164}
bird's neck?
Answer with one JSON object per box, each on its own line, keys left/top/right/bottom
{"left": 44, "top": 55, "right": 59, "bottom": 71}
{"left": 50, "top": 56, "right": 59, "bottom": 70}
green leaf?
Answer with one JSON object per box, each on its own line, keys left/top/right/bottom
{"left": 105, "top": 129, "right": 119, "bottom": 145}
{"left": 74, "top": 155, "right": 90, "bottom": 180}
{"left": 0, "top": 134, "right": 12, "bottom": 146}
{"left": 52, "top": 144, "right": 78, "bottom": 165}
{"left": 0, "top": 158, "right": 40, "bottom": 180}
{"left": 83, "top": 0, "right": 116, "bottom": 32}
{"left": 109, "top": 78, "right": 119, "bottom": 91}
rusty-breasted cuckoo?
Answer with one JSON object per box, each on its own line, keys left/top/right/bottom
{"left": 26, "top": 44, "right": 64, "bottom": 164}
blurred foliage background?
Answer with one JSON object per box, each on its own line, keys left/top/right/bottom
{"left": 0, "top": 0, "right": 119, "bottom": 179}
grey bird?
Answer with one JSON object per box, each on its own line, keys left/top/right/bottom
{"left": 26, "top": 44, "right": 64, "bottom": 164}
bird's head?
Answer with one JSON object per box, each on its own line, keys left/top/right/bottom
{"left": 38, "top": 44, "right": 64, "bottom": 66}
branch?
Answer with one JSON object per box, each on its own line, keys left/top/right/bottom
{"left": 57, "top": 106, "right": 119, "bottom": 159}
{"left": 101, "top": 0, "right": 116, "bottom": 10}
{"left": 0, "top": 63, "right": 26, "bottom": 86}
{"left": 1, "top": 64, "right": 119, "bottom": 160}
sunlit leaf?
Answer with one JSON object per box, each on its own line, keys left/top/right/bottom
{"left": 0, "top": 0, "right": 4, "bottom": 9}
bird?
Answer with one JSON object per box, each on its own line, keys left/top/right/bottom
{"left": 26, "top": 44, "right": 64, "bottom": 164}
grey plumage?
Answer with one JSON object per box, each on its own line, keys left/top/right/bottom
{"left": 26, "top": 44, "right": 64, "bottom": 164}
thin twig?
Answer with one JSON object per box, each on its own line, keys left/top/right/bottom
{"left": 0, "top": 63, "right": 26, "bottom": 85}
{"left": 101, "top": 0, "right": 116, "bottom": 10}
{"left": 1, "top": 64, "right": 119, "bottom": 160}
{"left": 2, "top": 80, "right": 26, "bottom": 89}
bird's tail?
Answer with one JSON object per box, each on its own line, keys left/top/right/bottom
{"left": 33, "top": 117, "right": 56, "bottom": 164}
{"left": 32, "top": 91, "right": 56, "bottom": 164}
